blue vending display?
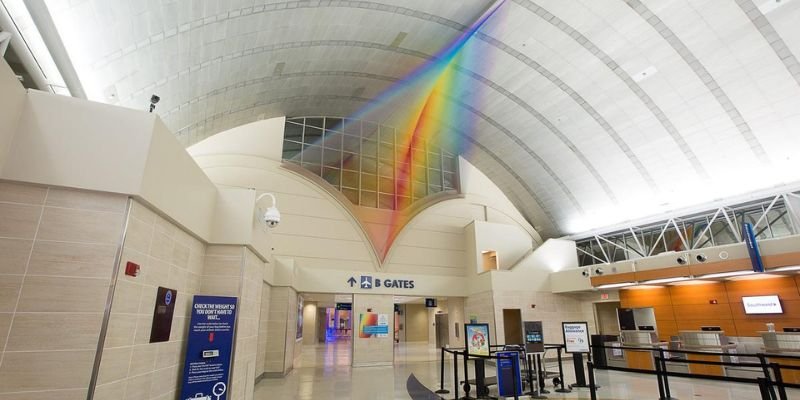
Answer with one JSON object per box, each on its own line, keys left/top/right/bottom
{"left": 180, "top": 296, "right": 238, "bottom": 400}
{"left": 496, "top": 351, "right": 522, "bottom": 397}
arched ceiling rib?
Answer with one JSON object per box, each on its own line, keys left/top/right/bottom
{"left": 37, "top": 0, "right": 800, "bottom": 237}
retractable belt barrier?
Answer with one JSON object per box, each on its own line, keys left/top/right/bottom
{"left": 589, "top": 343, "right": 800, "bottom": 400}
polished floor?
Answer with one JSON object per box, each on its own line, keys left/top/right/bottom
{"left": 254, "top": 341, "right": 798, "bottom": 399}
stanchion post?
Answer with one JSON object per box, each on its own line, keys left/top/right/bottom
{"left": 463, "top": 350, "right": 472, "bottom": 399}
{"left": 510, "top": 355, "right": 520, "bottom": 400}
{"left": 555, "top": 346, "right": 570, "bottom": 393}
{"left": 658, "top": 348, "right": 676, "bottom": 400}
{"left": 587, "top": 361, "right": 597, "bottom": 400}
{"left": 453, "top": 350, "right": 459, "bottom": 400}
{"left": 757, "top": 377, "right": 772, "bottom": 400}
{"left": 770, "top": 363, "right": 788, "bottom": 400}
{"left": 757, "top": 354, "right": 777, "bottom": 400}
{"left": 436, "top": 347, "right": 450, "bottom": 394}
{"left": 654, "top": 352, "right": 666, "bottom": 400}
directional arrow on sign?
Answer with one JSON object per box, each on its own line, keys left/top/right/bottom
{"left": 347, "top": 277, "right": 357, "bottom": 287}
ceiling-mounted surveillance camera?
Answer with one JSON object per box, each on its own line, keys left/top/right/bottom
{"left": 581, "top": 270, "right": 590, "bottom": 277}
{"left": 256, "top": 193, "right": 280, "bottom": 229}
{"left": 696, "top": 254, "right": 707, "bottom": 263}
{"left": 676, "top": 256, "right": 687, "bottom": 265}
{"left": 594, "top": 267, "right": 604, "bottom": 276}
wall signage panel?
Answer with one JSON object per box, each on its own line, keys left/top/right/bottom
{"left": 562, "top": 321, "right": 590, "bottom": 354}
{"left": 149, "top": 287, "right": 176, "bottom": 343}
{"left": 358, "top": 313, "right": 389, "bottom": 338}
{"left": 180, "top": 295, "right": 238, "bottom": 400}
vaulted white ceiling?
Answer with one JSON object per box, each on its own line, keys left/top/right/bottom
{"left": 29, "top": 0, "right": 800, "bottom": 237}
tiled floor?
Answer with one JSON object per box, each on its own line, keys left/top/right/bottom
{"left": 254, "top": 341, "right": 799, "bottom": 399}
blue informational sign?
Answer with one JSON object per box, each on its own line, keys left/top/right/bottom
{"left": 496, "top": 351, "right": 522, "bottom": 397}
{"left": 742, "top": 223, "right": 765, "bottom": 273}
{"left": 180, "top": 296, "right": 238, "bottom": 400}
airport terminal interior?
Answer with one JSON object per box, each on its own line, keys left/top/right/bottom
{"left": 2, "top": 1, "right": 800, "bottom": 399}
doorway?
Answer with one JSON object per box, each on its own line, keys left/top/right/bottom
{"left": 594, "top": 301, "right": 621, "bottom": 335}
{"left": 435, "top": 313, "right": 449, "bottom": 348}
{"left": 502, "top": 309, "right": 523, "bottom": 345}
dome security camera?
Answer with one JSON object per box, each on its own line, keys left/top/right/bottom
{"left": 696, "top": 254, "right": 707, "bottom": 263}
{"left": 263, "top": 206, "right": 281, "bottom": 228}
{"left": 256, "top": 193, "right": 280, "bottom": 229}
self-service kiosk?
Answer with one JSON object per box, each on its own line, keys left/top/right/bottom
{"left": 524, "top": 321, "right": 545, "bottom": 353}
{"left": 523, "top": 321, "right": 547, "bottom": 398}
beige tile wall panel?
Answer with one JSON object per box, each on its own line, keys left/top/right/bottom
{"left": 16, "top": 276, "right": 110, "bottom": 313}
{"left": 0, "top": 239, "right": 32, "bottom": 276}
{"left": 0, "top": 275, "right": 22, "bottom": 313}
{"left": 92, "top": 199, "right": 206, "bottom": 400}
{"left": 0, "top": 202, "right": 41, "bottom": 239}
{"left": 352, "top": 294, "right": 395, "bottom": 367}
{"left": 256, "top": 283, "right": 273, "bottom": 378}
{"left": 5, "top": 313, "right": 104, "bottom": 351}
{"left": 45, "top": 187, "right": 128, "bottom": 213}
{"left": 0, "top": 350, "right": 96, "bottom": 392}
{"left": 26, "top": 241, "right": 118, "bottom": 278}
{"left": 0, "top": 182, "right": 47, "bottom": 205}
{"left": 37, "top": 207, "right": 124, "bottom": 244}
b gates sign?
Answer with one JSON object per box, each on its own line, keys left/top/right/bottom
{"left": 347, "top": 275, "right": 415, "bottom": 290}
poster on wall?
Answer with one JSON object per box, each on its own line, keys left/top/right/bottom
{"left": 562, "top": 321, "right": 590, "bottom": 354}
{"left": 180, "top": 295, "right": 238, "bottom": 400}
{"left": 296, "top": 296, "right": 304, "bottom": 339}
{"left": 465, "top": 323, "right": 491, "bottom": 356}
{"left": 358, "top": 313, "right": 390, "bottom": 338}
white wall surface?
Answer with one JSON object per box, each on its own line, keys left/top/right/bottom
{"left": 188, "top": 117, "right": 543, "bottom": 290}
{"left": 0, "top": 60, "right": 25, "bottom": 169}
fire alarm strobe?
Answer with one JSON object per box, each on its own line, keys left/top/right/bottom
{"left": 125, "top": 261, "right": 140, "bottom": 277}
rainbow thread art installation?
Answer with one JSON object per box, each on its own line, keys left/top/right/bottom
{"left": 289, "top": 1, "right": 508, "bottom": 261}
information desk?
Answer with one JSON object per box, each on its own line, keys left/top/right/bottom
{"left": 679, "top": 330, "right": 737, "bottom": 377}
{"left": 762, "top": 331, "right": 800, "bottom": 384}
{"left": 620, "top": 331, "right": 666, "bottom": 371}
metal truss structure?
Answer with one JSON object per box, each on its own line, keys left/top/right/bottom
{"left": 575, "top": 192, "right": 800, "bottom": 266}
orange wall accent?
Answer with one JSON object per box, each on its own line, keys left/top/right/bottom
{"left": 619, "top": 276, "right": 800, "bottom": 339}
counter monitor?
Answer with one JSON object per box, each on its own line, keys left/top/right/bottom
{"left": 742, "top": 295, "right": 783, "bottom": 315}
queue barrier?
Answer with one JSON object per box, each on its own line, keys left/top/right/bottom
{"left": 589, "top": 344, "right": 800, "bottom": 400}
{"left": 435, "top": 343, "right": 570, "bottom": 399}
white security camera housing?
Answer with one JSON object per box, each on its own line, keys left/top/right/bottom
{"left": 256, "top": 193, "right": 280, "bottom": 229}
{"left": 263, "top": 206, "right": 281, "bottom": 228}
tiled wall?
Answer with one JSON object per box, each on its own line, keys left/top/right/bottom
{"left": 93, "top": 200, "right": 205, "bottom": 400}
{"left": 256, "top": 282, "right": 273, "bottom": 378}
{"left": 0, "top": 182, "right": 128, "bottom": 399}
{"left": 465, "top": 291, "right": 497, "bottom": 339}
{"left": 201, "top": 245, "right": 264, "bottom": 400}
{"left": 263, "top": 286, "right": 298, "bottom": 376}
{"left": 492, "top": 291, "right": 596, "bottom": 345}
{"left": 352, "top": 294, "right": 394, "bottom": 367}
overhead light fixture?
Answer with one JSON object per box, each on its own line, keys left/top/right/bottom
{"left": 596, "top": 282, "right": 637, "bottom": 289}
{"left": 641, "top": 277, "right": 691, "bottom": 285}
{"left": 697, "top": 271, "right": 755, "bottom": 279}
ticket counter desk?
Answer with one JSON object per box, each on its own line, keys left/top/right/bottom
{"left": 762, "top": 331, "right": 800, "bottom": 384}
{"left": 619, "top": 330, "right": 668, "bottom": 371}
{"left": 679, "top": 331, "right": 737, "bottom": 377}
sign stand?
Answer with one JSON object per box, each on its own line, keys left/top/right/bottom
{"left": 524, "top": 353, "right": 547, "bottom": 399}
{"left": 562, "top": 321, "right": 599, "bottom": 391}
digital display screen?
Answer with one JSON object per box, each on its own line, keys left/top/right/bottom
{"left": 526, "top": 331, "right": 542, "bottom": 343}
{"left": 743, "top": 295, "right": 783, "bottom": 314}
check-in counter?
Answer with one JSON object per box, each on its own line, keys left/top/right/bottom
{"left": 762, "top": 331, "right": 800, "bottom": 384}
{"left": 679, "top": 331, "right": 737, "bottom": 377}
{"left": 620, "top": 330, "right": 667, "bottom": 371}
